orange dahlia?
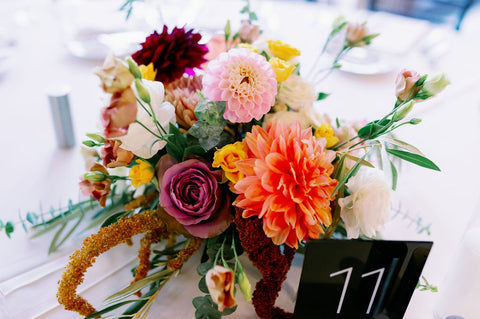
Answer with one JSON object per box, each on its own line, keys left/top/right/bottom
{"left": 233, "top": 121, "right": 337, "bottom": 248}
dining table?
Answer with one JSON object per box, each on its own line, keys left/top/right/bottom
{"left": 0, "top": 0, "right": 479, "bottom": 318}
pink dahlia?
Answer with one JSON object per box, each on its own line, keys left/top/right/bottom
{"left": 132, "top": 26, "right": 208, "bottom": 84}
{"left": 165, "top": 74, "right": 203, "bottom": 129}
{"left": 233, "top": 121, "right": 338, "bottom": 248}
{"left": 202, "top": 48, "right": 277, "bottom": 123}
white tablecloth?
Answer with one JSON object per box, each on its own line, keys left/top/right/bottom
{"left": 1, "top": 1, "right": 479, "bottom": 318}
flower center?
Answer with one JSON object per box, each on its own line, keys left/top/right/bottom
{"left": 241, "top": 76, "right": 250, "bottom": 84}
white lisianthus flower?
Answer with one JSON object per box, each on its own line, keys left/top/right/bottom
{"left": 275, "top": 74, "right": 316, "bottom": 111}
{"left": 118, "top": 80, "right": 176, "bottom": 159}
{"left": 338, "top": 168, "right": 391, "bottom": 239}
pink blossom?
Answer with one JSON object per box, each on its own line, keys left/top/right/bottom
{"left": 395, "top": 69, "right": 421, "bottom": 101}
{"left": 238, "top": 20, "right": 260, "bottom": 43}
{"left": 203, "top": 48, "right": 277, "bottom": 123}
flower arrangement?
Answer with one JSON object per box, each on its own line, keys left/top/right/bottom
{"left": 4, "top": 3, "right": 449, "bottom": 319}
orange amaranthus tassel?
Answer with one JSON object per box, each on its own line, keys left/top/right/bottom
{"left": 57, "top": 210, "right": 164, "bottom": 317}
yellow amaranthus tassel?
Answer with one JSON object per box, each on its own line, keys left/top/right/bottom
{"left": 167, "top": 237, "right": 202, "bottom": 271}
{"left": 56, "top": 210, "right": 164, "bottom": 317}
{"left": 124, "top": 192, "right": 159, "bottom": 211}
{"left": 132, "top": 228, "right": 168, "bottom": 297}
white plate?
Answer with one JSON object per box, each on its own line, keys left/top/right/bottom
{"left": 338, "top": 47, "right": 394, "bottom": 75}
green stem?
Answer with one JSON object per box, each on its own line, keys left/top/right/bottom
{"left": 135, "top": 120, "right": 162, "bottom": 139}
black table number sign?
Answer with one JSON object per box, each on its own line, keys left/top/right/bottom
{"left": 293, "top": 239, "right": 433, "bottom": 319}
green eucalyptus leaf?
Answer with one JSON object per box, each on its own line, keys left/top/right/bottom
{"left": 193, "top": 296, "right": 209, "bottom": 309}
{"left": 386, "top": 149, "right": 440, "bottom": 171}
{"left": 197, "top": 262, "right": 213, "bottom": 276}
{"left": 198, "top": 276, "right": 209, "bottom": 294}
{"left": 221, "top": 305, "right": 238, "bottom": 316}
{"left": 5, "top": 221, "right": 14, "bottom": 238}
{"left": 26, "top": 212, "right": 38, "bottom": 224}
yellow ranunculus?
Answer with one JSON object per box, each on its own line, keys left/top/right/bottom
{"left": 129, "top": 159, "right": 155, "bottom": 188}
{"left": 139, "top": 63, "right": 157, "bottom": 81}
{"left": 269, "top": 57, "right": 295, "bottom": 82}
{"left": 314, "top": 123, "right": 339, "bottom": 148}
{"left": 267, "top": 40, "right": 300, "bottom": 61}
{"left": 237, "top": 43, "right": 258, "bottom": 53}
{"left": 212, "top": 142, "right": 248, "bottom": 184}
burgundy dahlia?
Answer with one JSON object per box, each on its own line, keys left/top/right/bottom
{"left": 132, "top": 26, "right": 208, "bottom": 84}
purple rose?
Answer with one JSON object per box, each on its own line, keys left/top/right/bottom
{"left": 158, "top": 155, "right": 232, "bottom": 238}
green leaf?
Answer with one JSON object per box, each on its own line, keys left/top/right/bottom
{"left": 166, "top": 123, "right": 187, "bottom": 161}
{"left": 184, "top": 145, "right": 207, "bottom": 158}
{"left": 344, "top": 154, "right": 375, "bottom": 168}
{"left": 221, "top": 305, "right": 238, "bottom": 316}
{"left": 389, "top": 159, "right": 398, "bottom": 191}
{"left": 317, "top": 92, "right": 330, "bottom": 101}
{"left": 100, "top": 211, "right": 128, "bottom": 228}
{"left": 84, "top": 299, "right": 143, "bottom": 318}
{"left": 193, "top": 296, "right": 208, "bottom": 309}
{"left": 240, "top": 6, "right": 248, "bottom": 13}
{"left": 386, "top": 149, "right": 440, "bottom": 171}
{"left": 362, "top": 33, "right": 379, "bottom": 45}
{"left": 0, "top": 220, "right": 4, "bottom": 231}
{"left": 330, "top": 153, "right": 367, "bottom": 199}
{"left": 249, "top": 11, "right": 258, "bottom": 21}
{"left": 198, "top": 276, "right": 209, "bottom": 293}
{"left": 380, "top": 136, "right": 424, "bottom": 156}
{"left": 197, "top": 262, "right": 213, "bottom": 276}
{"left": 5, "top": 221, "right": 14, "bottom": 238}
{"left": 26, "top": 212, "right": 38, "bottom": 224}
{"left": 103, "top": 269, "right": 172, "bottom": 305}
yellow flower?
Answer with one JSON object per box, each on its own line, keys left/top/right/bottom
{"left": 267, "top": 40, "right": 300, "bottom": 61}
{"left": 129, "top": 159, "right": 155, "bottom": 188}
{"left": 314, "top": 123, "right": 339, "bottom": 148}
{"left": 212, "top": 142, "right": 248, "bottom": 184}
{"left": 269, "top": 57, "right": 295, "bottom": 82}
{"left": 139, "top": 63, "right": 157, "bottom": 81}
{"left": 237, "top": 43, "right": 258, "bottom": 53}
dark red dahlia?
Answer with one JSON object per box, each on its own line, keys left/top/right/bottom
{"left": 132, "top": 26, "right": 208, "bottom": 84}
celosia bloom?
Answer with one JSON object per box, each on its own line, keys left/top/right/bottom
{"left": 269, "top": 57, "right": 295, "bottom": 82}
{"left": 79, "top": 163, "right": 111, "bottom": 207}
{"left": 132, "top": 26, "right": 208, "bottom": 84}
{"left": 212, "top": 141, "right": 248, "bottom": 184}
{"left": 395, "top": 69, "right": 421, "bottom": 102}
{"left": 164, "top": 75, "right": 203, "bottom": 129}
{"left": 234, "top": 121, "right": 338, "bottom": 248}
{"left": 203, "top": 48, "right": 277, "bottom": 123}
{"left": 206, "top": 266, "right": 236, "bottom": 312}
{"left": 101, "top": 140, "right": 134, "bottom": 168}
{"left": 118, "top": 80, "right": 176, "bottom": 158}
{"left": 275, "top": 74, "right": 316, "bottom": 111}
{"left": 267, "top": 40, "right": 300, "bottom": 61}
{"left": 338, "top": 168, "right": 391, "bottom": 238}
{"left": 158, "top": 156, "right": 232, "bottom": 238}
{"left": 129, "top": 159, "right": 155, "bottom": 188}
{"left": 100, "top": 87, "right": 138, "bottom": 138}
{"left": 314, "top": 123, "right": 339, "bottom": 148}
